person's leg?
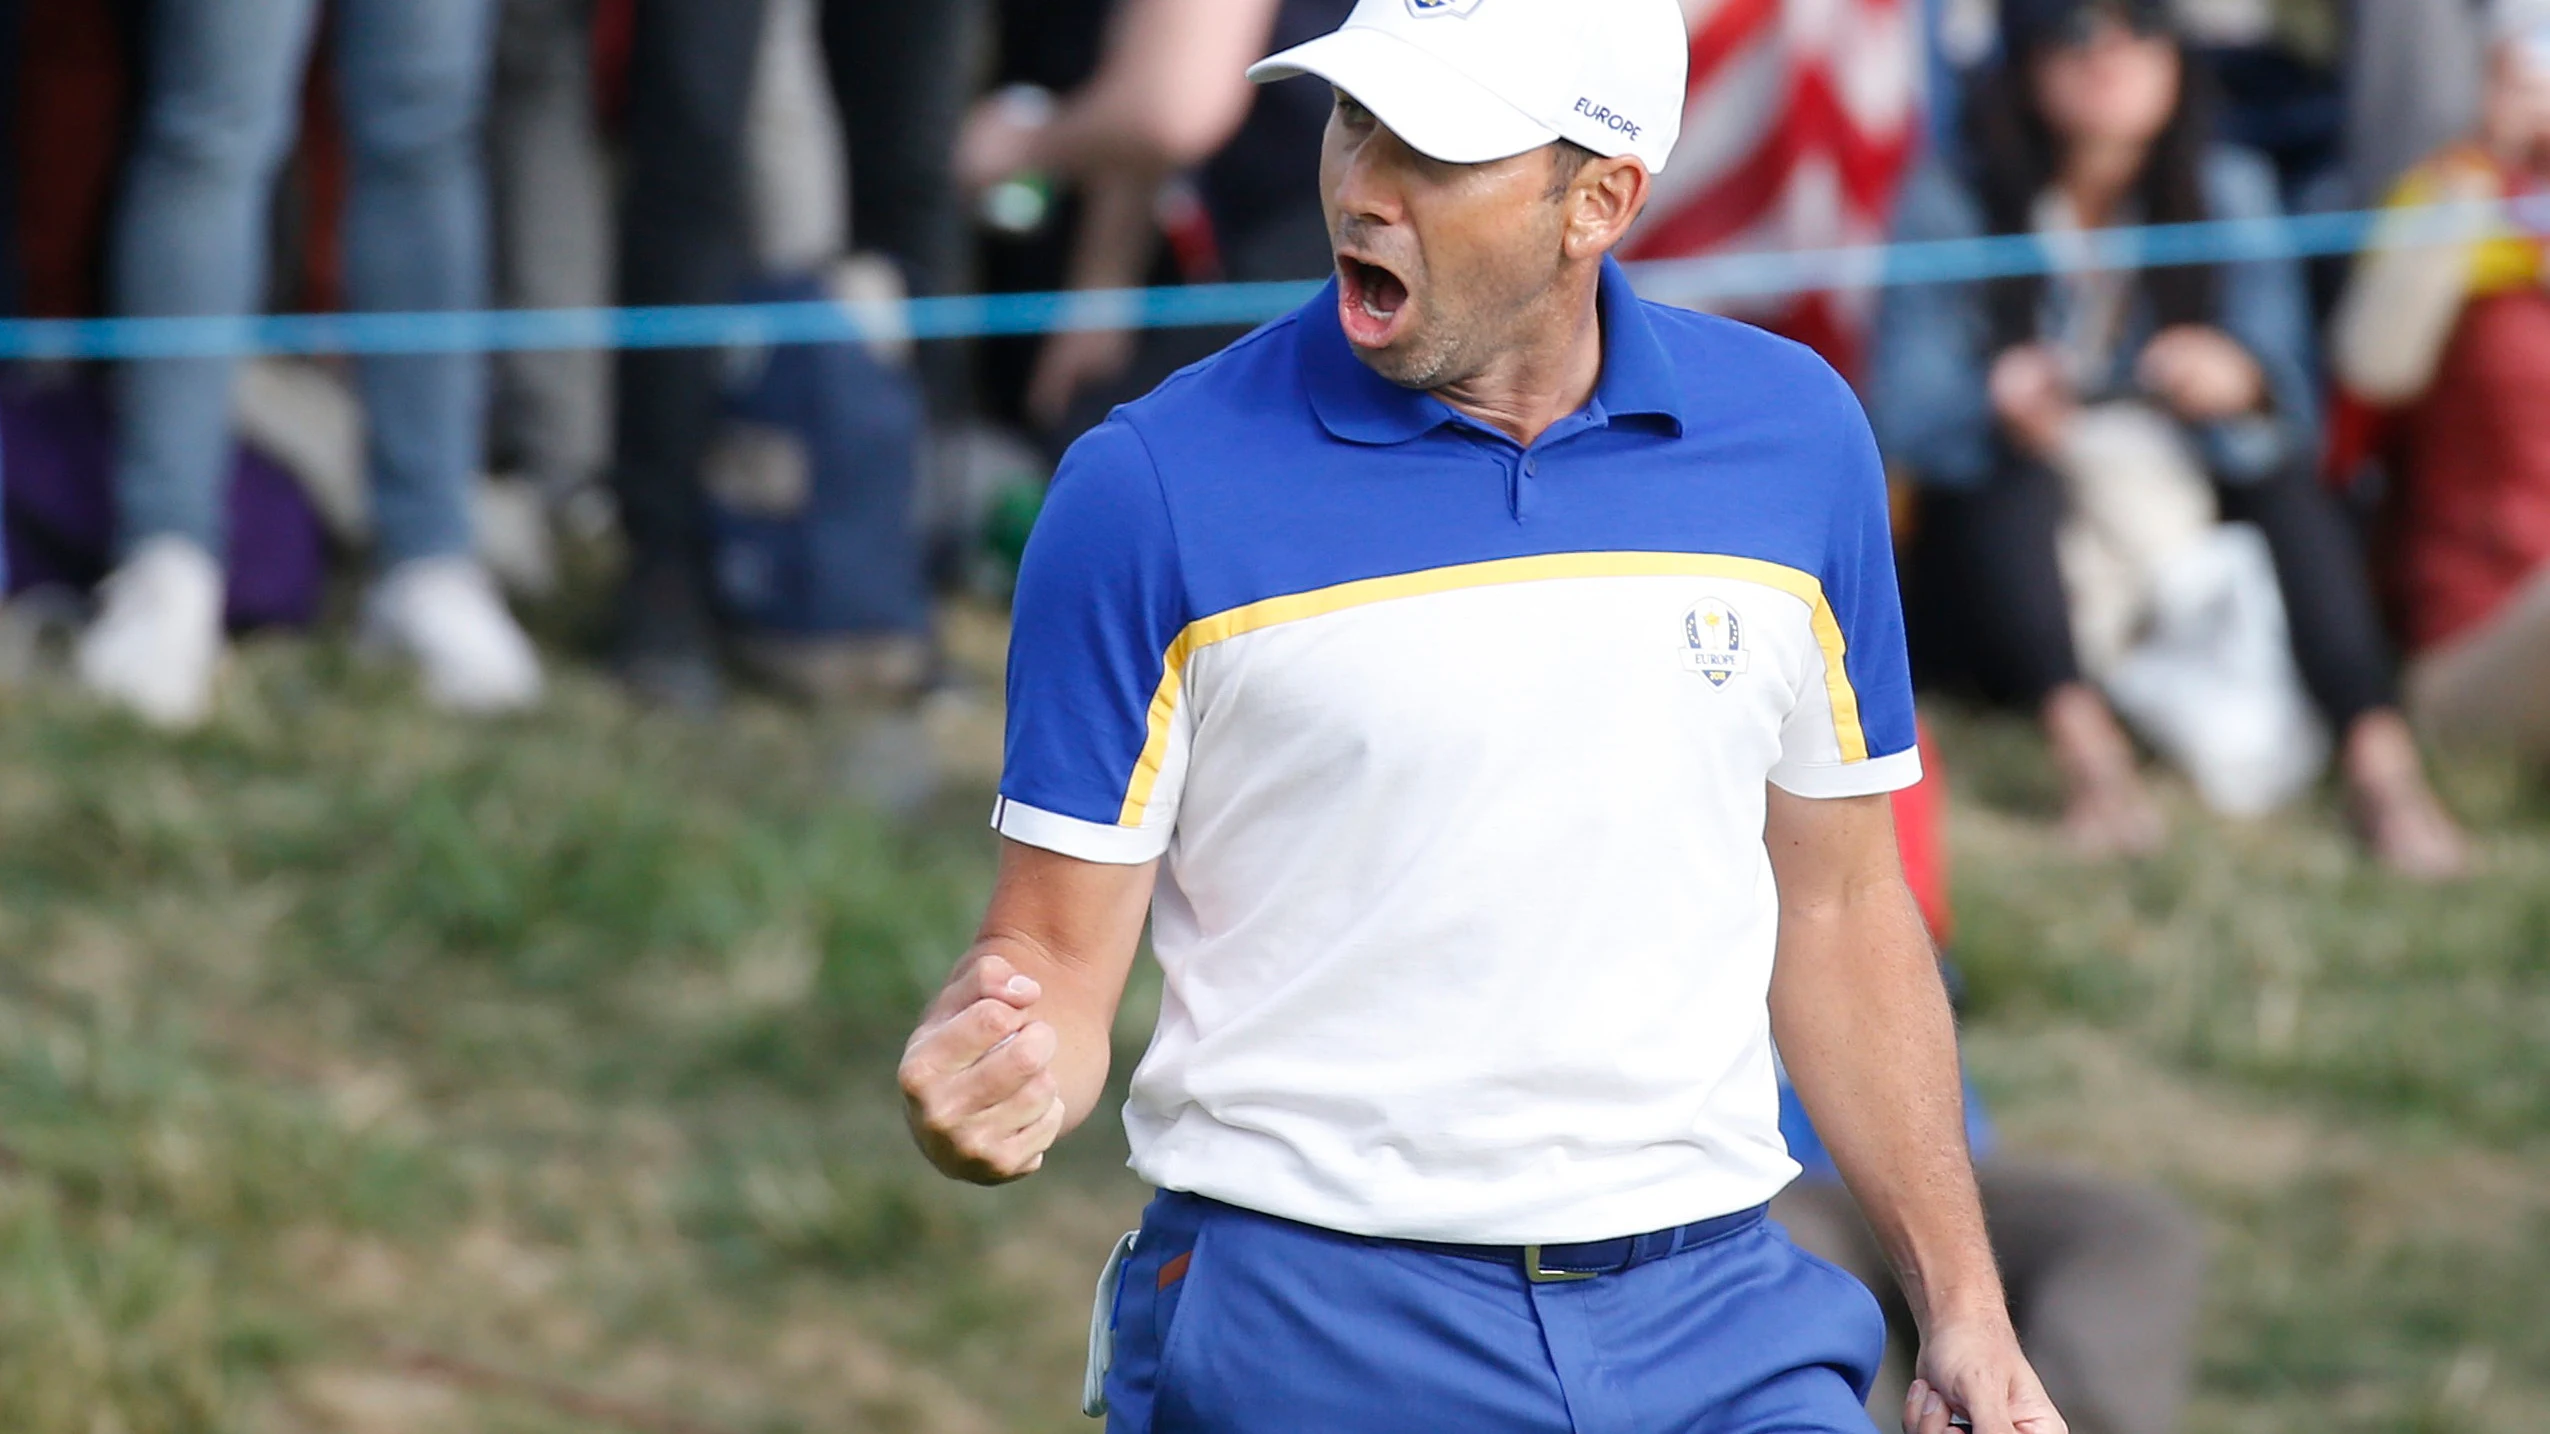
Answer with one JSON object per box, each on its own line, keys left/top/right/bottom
{"left": 2216, "top": 465, "right": 2468, "bottom": 877}
{"left": 335, "top": 0, "right": 541, "bottom": 714}
{"left": 822, "top": 0, "right": 982, "bottom": 414}
{"left": 108, "top": 0, "right": 319, "bottom": 559}
{"left": 1582, "top": 1215, "right": 1886, "bottom": 1433}
{"left": 1923, "top": 459, "right": 2163, "bottom": 854}
{"left": 2407, "top": 565, "right": 2550, "bottom": 754}
{"left": 1773, "top": 1181, "right": 1917, "bottom": 1427}
{"left": 1104, "top": 1194, "right": 1573, "bottom": 1434}
{"left": 486, "top": 0, "right": 610, "bottom": 501}
{"left": 82, "top": 0, "right": 316, "bottom": 727}
{"left": 0, "top": 0, "right": 24, "bottom": 318}
{"left": 334, "top": 0, "right": 496, "bottom": 568}
{"left": 1977, "top": 1161, "right": 2206, "bottom": 1434}
{"left": 611, "top": 0, "right": 767, "bottom": 706}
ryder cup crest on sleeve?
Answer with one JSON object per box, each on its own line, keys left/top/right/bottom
{"left": 1246, "top": 0, "right": 1689, "bottom": 174}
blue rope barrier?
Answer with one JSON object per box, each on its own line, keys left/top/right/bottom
{"left": 0, "top": 199, "right": 2527, "bottom": 362}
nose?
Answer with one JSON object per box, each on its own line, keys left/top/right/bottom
{"left": 1328, "top": 124, "right": 1411, "bottom": 231}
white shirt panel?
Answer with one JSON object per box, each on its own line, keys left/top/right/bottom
{"left": 1121, "top": 571, "right": 1872, "bottom": 1243}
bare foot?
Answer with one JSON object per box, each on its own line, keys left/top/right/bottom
{"left": 2043, "top": 683, "right": 2166, "bottom": 857}
{"left": 2342, "top": 710, "right": 2471, "bottom": 880}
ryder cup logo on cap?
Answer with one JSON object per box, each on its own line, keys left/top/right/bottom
{"left": 1249, "top": 0, "right": 1689, "bottom": 175}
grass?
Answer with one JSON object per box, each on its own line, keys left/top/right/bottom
{"left": 0, "top": 620, "right": 2543, "bottom": 1431}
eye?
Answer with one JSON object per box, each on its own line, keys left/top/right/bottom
{"left": 1333, "top": 90, "right": 1374, "bottom": 130}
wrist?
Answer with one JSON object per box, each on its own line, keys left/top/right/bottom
{"left": 1896, "top": 1245, "right": 2011, "bottom": 1334}
{"left": 1908, "top": 1278, "right": 2013, "bottom": 1337}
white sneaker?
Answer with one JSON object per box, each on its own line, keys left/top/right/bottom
{"left": 76, "top": 535, "right": 226, "bottom": 729}
{"left": 361, "top": 556, "right": 545, "bottom": 714}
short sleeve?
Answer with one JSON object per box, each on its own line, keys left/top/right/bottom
{"left": 1769, "top": 373, "right": 1924, "bottom": 799}
{"left": 993, "top": 418, "right": 1194, "bottom": 863}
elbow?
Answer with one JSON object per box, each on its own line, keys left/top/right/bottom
{"left": 2332, "top": 346, "right": 2430, "bottom": 408}
{"left": 1130, "top": 89, "right": 1251, "bottom": 169}
{"left": 2331, "top": 335, "right": 2429, "bottom": 407}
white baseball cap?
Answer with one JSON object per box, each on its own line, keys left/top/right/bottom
{"left": 1246, "top": 0, "right": 1690, "bottom": 175}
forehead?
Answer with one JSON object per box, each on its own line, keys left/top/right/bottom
{"left": 1324, "top": 93, "right": 1553, "bottom": 183}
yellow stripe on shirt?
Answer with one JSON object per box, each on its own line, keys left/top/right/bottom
{"left": 1115, "top": 551, "right": 1869, "bottom": 827}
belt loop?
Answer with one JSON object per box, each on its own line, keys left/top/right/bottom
{"left": 1632, "top": 1229, "right": 1668, "bottom": 1267}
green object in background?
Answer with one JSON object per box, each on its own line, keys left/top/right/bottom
{"left": 980, "top": 478, "right": 1046, "bottom": 591}
{"left": 978, "top": 175, "right": 1055, "bottom": 238}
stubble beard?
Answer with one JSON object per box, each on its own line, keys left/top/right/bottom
{"left": 1366, "top": 257, "right": 1562, "bottom": 394}
{"left": 1362, "top": 321, "right": 1469, "bottom": 391}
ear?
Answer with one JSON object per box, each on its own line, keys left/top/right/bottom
{"left": 1561, "top": 155, "right": 1651, "bottom": 261}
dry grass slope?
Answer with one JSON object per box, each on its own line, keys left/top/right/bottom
{"left": 0, "top": 641, "right": 2540, "bottom": 1432}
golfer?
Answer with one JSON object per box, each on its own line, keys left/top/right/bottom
{"left": 901, "top": 2, "right": 2065, "bottom": 1431}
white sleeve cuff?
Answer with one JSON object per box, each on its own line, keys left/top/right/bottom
{"left": 1768, "top": 746, "right": 1925, "bottom": 800}
{"left": 990, "top": 795, "right": 1172, "bottom": 865}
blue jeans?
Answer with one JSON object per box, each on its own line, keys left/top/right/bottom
{"left": 1106, "top": 1192, "right": 1885, "bottom": 1434}
{"left": 110, "top": 0, "right": 494, "bottom": 566}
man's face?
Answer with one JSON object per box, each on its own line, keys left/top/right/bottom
{"left": 1319, "top": 91, "right": 1575, "bottom": 390}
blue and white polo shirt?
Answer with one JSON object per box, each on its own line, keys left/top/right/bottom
{"left": 997, "top": 257, "right": 1921, "bottom": 1244}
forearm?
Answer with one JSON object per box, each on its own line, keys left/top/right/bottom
{"left": 1771, "top": 879, "right": 2004, "bottom": 1331}
{"left": 1065, "top": 169, "right": 1163, "bottom": 293}
{"left": 901, "top": 842, "right": 1154, "bottom": 1184}
{"left": 1029, "top": 0, "right": 1274, "bottom": 179}
{"left": 2330, "top": 242, "right": 2467, "bottom": 405}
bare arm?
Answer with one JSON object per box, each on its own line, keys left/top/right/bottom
{"left": 1026, "top": 167, "right": 1163, "bottom": 426}
{"left": 2330, "top": 163, "right": 2495, "bottom": 406}
{"left": 898, "top": 839, "right": 1157, "bottom": 1184}
{"left": 1765, "top": 788, "right": 2064, "bottom": 1434}
{"left": 961, "top": 0, "right": 1283, "bottom": 187}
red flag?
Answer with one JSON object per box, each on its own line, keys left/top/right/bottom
{"left": 1625, "top": 0, "right": 1923, "bottom": 378}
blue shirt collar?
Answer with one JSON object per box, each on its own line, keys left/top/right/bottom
{"left": 1302, "top": 255, "right": 1688, "bottom": 447}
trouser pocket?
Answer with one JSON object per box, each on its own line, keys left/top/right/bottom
{"left": 1083, "top": 1230, "right": 1140, "bottom": 1417}
{"left": 1104, "top": 1192, "right": 1210, "bottom": 1432}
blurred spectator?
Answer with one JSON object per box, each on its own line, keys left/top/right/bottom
{"left": 1620, "top": 0, "right": 1920, "bottom": 376}
{"left": 712, "top": 0, "right": 932, "bottom": 707}
{"left": 1776, "top": 742, "right": 2208, "bottom": 1434}
{"left": 1870, "top": 0, "right": 2467, "bottom": 874}
{"left": 2346, "top": 0, "right": 2487, "bottom": 205}
{"left": 956, "top": 0, "right": 1349, "bottom": 440}
{"left": 1775, "top": 1107, "right": 2206, "bottom": 1434}
{"left": 0, "top": 0, "right": 22, "bottom": 318}
{"left": 2170, "top": 0, "right": 2347, "bottom": 208}
{"left": 610, "top": 0, "right": 972, "bottom": 711}
{"left": 80, "top": 0, "right": 541, "bottom": 728}
{"left": 2332, "top": 0, "right": 2550, "bottom": 757}
{"left": 486, "top": 0, "right": 614, "bottom": 509}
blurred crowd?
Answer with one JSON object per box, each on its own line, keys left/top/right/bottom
{"left": 2, "top": 0, "right": 2546, "bottom": 863}
{"left": 2, "top": 1, "right": 2546, "bottom": 1428}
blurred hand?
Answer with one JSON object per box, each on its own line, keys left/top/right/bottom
{"left": 957, "top": 92, "right": 1050, "bottom": 192}
{"left": 899, "top": 951, "right": 1066, "bottom": 1184}
{"left": 1027, "top": 326, "right": 1139, "bottom": 428}
{"left": 1905, "top": 1314, "right": 2067, "bottom": 1434}
{"left": 1988, "top": 344, "right": 2076, "bottom": 458}
{"left": 2137, "top": 324, "right": 2264, "bottom": 422}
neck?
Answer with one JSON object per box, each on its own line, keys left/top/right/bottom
{"left": 2057, "top": 140, "right": 2148, "bottom": 228}
{"left": 1429, "top": 262, "right": 1606, "bottom": 445}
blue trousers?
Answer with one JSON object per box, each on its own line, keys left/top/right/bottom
{"left": 1106, "top": 1191, "right": 1886, "bottom": 1434}
{"left": 111, "top": 0, "right": 493, "bottom": 565}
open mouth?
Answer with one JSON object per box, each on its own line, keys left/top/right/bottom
{"left": 1336, "top": 252, "right": 1413, "bottom": 349}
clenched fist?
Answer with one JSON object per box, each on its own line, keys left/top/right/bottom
{"left": 899, "top": 952, "right": 1069, "bottom": 1184}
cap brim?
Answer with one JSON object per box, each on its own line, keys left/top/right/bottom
{"left": 1245, "top": 26, "right": 1558, "bottom": 166}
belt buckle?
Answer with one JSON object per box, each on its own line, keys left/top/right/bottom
{"left": 1522, "top": 1244, "right": 1598, "bottom": 1284}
